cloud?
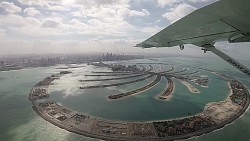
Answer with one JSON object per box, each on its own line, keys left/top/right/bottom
{"left": 23, "top": 7, "right": 40, "bottom": 17}
{"left": 17, "top": 0, "right": 59, "bottom": 6}
{"left": 140, "top": 26, "right": 162, "bottom": 35}
{"left": 24, "top": 17, "right": 41, "bottom": 26}
{"left": 41, "top": 19, "right": 61, "bottom": 28}
{"left": 71, "top": 11, "right": 85, "bottom": 17}
{"left": 93, "top": 36, "right": 104, "bottom": 42}
{"left": 0, "top": 2, "right": 21, "bottom": 14}
{"left": 188, "top": 0, "right": 218, "bottom": 3}
{"left": 87, "top": 19, "right": 102, "bottom": 27}
{"left": 70, "top": 0, "right": 146, "bottom": 19}
{"left": 74, "top": 0, "right": 130, "bottom": 8}
{"left": 157, "top": 0, "right": 179, "bottom": 7}
{"left": 48, "top": 5, "right": 68, "bottom": 11}
{"left": 1, "top": 0, "right": 150, "bottom": 38}
{"left": 118, "top": 8, "right": 150, "bottom": 17}
{"left": 0, "top": 14, "right": 42, "bottom": 33}
{"left": 157, "top": 0, "right": 217, "bottom": 7}
{"left": 0, "top": 26, "right": 6, "bottom": 36}
{"left": 162, "top": 3, "right": 197, "bottom": 23}
{"left": 17, "top": 0, "right": 38, "bottom": 5}
{"left": 69, "top": 19, "right": 87, "bottom": 28}
{"left": 0, "top": 0, "right": 230, "bottom": 56}
{"left": 0, "top": 14, "right": 26, "bottom": 26}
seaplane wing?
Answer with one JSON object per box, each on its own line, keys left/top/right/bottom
{"left": 136, "top": 0, "right": 250, "bottom": 77}
{"left": 137, "top": 0, "right": 250, "bottom": 48}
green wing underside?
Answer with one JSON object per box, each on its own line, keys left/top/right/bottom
{"left": 138, "top": 0, "right": 250, "bottom": 48}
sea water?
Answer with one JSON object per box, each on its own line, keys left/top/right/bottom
{"left": 0, "top": 57, "right": 250, "bottom": 141}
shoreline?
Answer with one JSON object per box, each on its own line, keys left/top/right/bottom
{"left": 174, "top": 78, "right": 200, "bottom": 93}
{"left": 155, "top": 77, "right": 175, "bottom": 101}
{"left": 29, "top": 65, "right": 250, "bottom": 141}
{"left": 107, "top": 74, "right": 161, "bottom": 100}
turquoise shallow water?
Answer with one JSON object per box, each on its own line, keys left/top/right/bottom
{"left": 0, "top": 57, "right": 250, "bottom": 141}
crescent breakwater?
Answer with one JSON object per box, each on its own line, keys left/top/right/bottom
{"left": 29, "top": 63, "right": 250, "bottom": 141}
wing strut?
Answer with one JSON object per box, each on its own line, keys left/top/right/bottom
{"left": 203, "top": 45, "right": 250, "bottom": 77}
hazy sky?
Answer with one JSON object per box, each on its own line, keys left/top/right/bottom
{"left": 0, "top": 0, "right": 249, "bottom": 59}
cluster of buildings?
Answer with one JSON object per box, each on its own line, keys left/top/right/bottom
{"left": 108, "top": 74, "right": 161, "bottom": 100}
{"left": 38, "top": 102, "right": 75, "bottom": 122}
{"left": 0, "top": 60, "right": 23, "bottom": 71}
{"left": 36, "top": 77, "right": 57, "bottom": 86}
{"left": 80, "top": 74, "right": 154, "bottom": 90}
{"left": 29, "top": 71, "right": 71, "bottom": 101}
{"left": 153, "top": 116, "right": 215, "bottom": 137}
{"left": 29, "top": 75, "right": 57, "bottom": 101}
{"left": 30, "top": 88, "right": 48, "bottom": 101}
{"left": 157, "top": 76, "right": 174, "bottom": 100}
{"left": 83, "top": 63, "right": 207, "bottom": 100}
{"left": 33, "top": 101, "right": 159, "bottom": 140}
{"left": 0, "top": 53, "right": 144, "bottom": 72}
{"left": 110, "top": 64, "right": 139, "bottom": 72}
{"left": 28, "top": 62, "right": 250, "bottom": 141}
{"left": 230, "top": 80, "right": 249, "bottom": 105}
{"left": 101, "top": 52, "right": 144, "bottom": 62}
{"left": 90, "top": 62, "right": 140, "bottom": 72}
{"left": 188, "top": 77, "right": 209, "bottom": 88}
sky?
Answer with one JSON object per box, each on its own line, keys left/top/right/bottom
{"left": 0, "top": 0, "right": 249, "bottom": 59}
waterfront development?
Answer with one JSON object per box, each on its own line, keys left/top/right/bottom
{"left": 29, "top": 61, "right": 250, "bottom": 141}
{"left": 1, "top": 57, "right": 250, "bottom": 141}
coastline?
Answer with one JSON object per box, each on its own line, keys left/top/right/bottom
{"left": 29, "top": 65, "right": 250, "bottom": 141}
{"left": 107, "top": 74, "right": 161, "bottom": 100}
{"left": 174, "top": 78, "right": 200, "bottom": 94}
{"left": 155, "top": 82, "right": 175, "bottom": 101}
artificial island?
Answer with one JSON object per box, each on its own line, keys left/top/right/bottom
{"left": 29, "top": 62, "right": 249, "bottom": 141}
